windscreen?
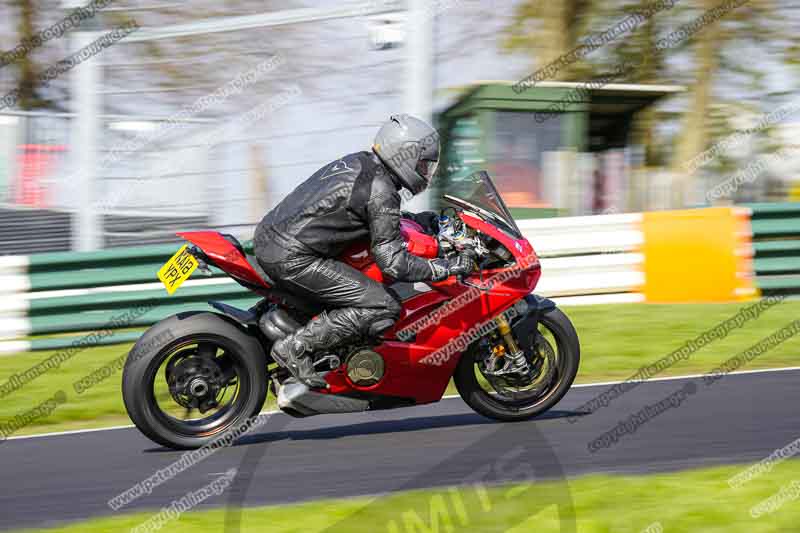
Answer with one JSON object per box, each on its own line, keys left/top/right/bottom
{"left": 443, "top": 171, "right": 521, "bottom": 237}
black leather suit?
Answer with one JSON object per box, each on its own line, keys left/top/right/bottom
{"left": 253, "top": 151, "right": 439, "bottom": 348}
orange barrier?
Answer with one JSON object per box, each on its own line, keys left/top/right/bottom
{"left": 642, "top": 207, "right": 757, "bottom": 303}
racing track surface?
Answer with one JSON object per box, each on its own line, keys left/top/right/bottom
{"left": 1, "top": 368, "right": 798, "bottom": 531}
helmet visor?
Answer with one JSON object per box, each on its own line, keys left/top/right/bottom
{"left": 416, "top": 157, "right": 439, "bottom": 182}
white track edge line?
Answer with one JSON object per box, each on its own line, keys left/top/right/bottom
{"left": 8, "top": 365, "right": 800, "bottom": 441}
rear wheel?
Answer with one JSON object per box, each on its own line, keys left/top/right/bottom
{"left": 454, "top": 306, "right": 579, "bottom": 421}
{"left": 122, "top": 312, "right": 268, "bottom": 449}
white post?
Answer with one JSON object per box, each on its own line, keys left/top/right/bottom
{"left": 402, "top": 0, "right": 434, "bottom": 212}
{"left": 70, "top": 30, "right": 102, "bottom": 251}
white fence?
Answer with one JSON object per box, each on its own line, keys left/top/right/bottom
{"left": 517, "top": 213, "right": 645, "bottom": 305}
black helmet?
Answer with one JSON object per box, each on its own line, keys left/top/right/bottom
{"left": 373, "top": 114, "right": 440, "bottom": 195}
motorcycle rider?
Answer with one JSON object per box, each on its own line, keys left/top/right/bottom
{"left": 253, "top": 114, "right": 475, "bottom": 388}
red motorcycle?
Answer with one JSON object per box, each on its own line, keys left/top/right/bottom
{"left": 122, "top": 171, "right": 580, "bottom": 449}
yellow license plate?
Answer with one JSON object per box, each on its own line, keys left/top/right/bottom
{"left": 157, "top": 245, "right": 199, "bottom": 295}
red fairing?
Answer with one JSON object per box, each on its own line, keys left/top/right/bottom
{"left": 400, "top": 219, "right": 438, "bottom": 259}
{"left": 326, "top": 213, "right": 543, "bottom": 404}
{"left": 176, "top": 231, "right": 271, "bottom": 290}
{"left": 178, "top": 211, "right": 543, "bottom": 406}
{"left": 460, "top": 212, "right": 538, "bottom": 269}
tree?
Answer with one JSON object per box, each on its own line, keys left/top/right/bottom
{"left": 4, "top": 0, "right": 48, "bottom": 109}
{"left": 501, "top": 0, "right": 798, "bottom": 205}
{"left": 502, "top": 0, "right": 595, "bottom": 81}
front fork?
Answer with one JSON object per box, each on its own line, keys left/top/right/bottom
{"left": 492, "top": 295, "right": 557, "bottom": 376}
{"left": 494, "top": 313, "right": 534, "bottom": 378}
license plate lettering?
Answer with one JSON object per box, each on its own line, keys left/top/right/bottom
{"left": 157, "top": 245, "right": 199, "bottom": 295}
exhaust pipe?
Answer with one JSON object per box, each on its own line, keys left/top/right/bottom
{"left": 258, "top": 308, "right": 301, "bottom": 341}
{"left": 278, "top": 379, "right": 369, "bottom": 417}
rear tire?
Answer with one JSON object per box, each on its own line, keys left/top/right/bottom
{"left": 122, "top": 312, "right": 268, "bottom": 449}
{"left": 454, "top": 306, "right": 580, "bottom": 422}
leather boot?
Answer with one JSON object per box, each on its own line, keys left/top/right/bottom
{"left": 270, "top": 312, "right": 344, "bottom": 389}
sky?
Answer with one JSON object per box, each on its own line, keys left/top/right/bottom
{"left": 0, "top": 0, "right": 797, "bottom": 228}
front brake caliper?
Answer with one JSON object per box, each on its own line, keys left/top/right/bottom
{"left": 494, "top": 314, "right": 532, "bottom": 378}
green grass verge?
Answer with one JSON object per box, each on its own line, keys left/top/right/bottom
{"left": 566, "top": 299, "right": 800, "bottom": 382}
{"left": 16, "top": 459, "right": 800, "bottom": 532}
{"left": 1, "top": 300, "right": 799, "bottom": 437}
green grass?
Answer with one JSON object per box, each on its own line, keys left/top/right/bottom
{"left": 1, "top": 300, "right": 799, "bottom": 437}
{"left": 567, "top": 299, "right": 800, "bottom": 382}
{"left": 16, "top": 459, "right": 800, "bottom": 532}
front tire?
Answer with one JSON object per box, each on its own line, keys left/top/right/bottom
{"left": 122, "top": 312, "right": 268, "bottom": 450}
{"left": 454, "top": 306, "right": 580, "bottom": 422}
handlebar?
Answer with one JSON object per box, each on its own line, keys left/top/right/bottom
{"left": 458, "top": 275, "right": 493, "bottom": 292}
{"left": 454, "top": 253, "right": 494, "bottom": 291}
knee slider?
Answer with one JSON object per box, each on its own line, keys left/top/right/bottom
{"left": 367, "top": 318, "right": 396, "bottom": 337}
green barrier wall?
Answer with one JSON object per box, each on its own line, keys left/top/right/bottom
{"left": 6, "top": 240, "right": 260, "bottom": 351}
{"left": 745, "top": 202, "right": 800, "bottom": 295}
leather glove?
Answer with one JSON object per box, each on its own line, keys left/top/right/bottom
{"left": 448, "top": 250, "right": 477, "bottom": 278}
{"left": 428, "top": 258, "right": 450, "bottom": 281}
{"left": 428, "top": 250, "right": 476, "bottom": 281}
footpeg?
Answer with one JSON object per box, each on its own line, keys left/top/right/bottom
{"left": 313, "top": 354, "right": 341, "bottom": 370}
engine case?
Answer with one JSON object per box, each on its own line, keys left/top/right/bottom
{"left": 345, "top": 348, "right": 385, "bottom": 386}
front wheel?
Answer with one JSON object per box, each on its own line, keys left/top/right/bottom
{"left": 454, "top": 305, "right": 580, "bottom": 422}
{"left": 122, "top": 312, "right": 268, "bottom": 450}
